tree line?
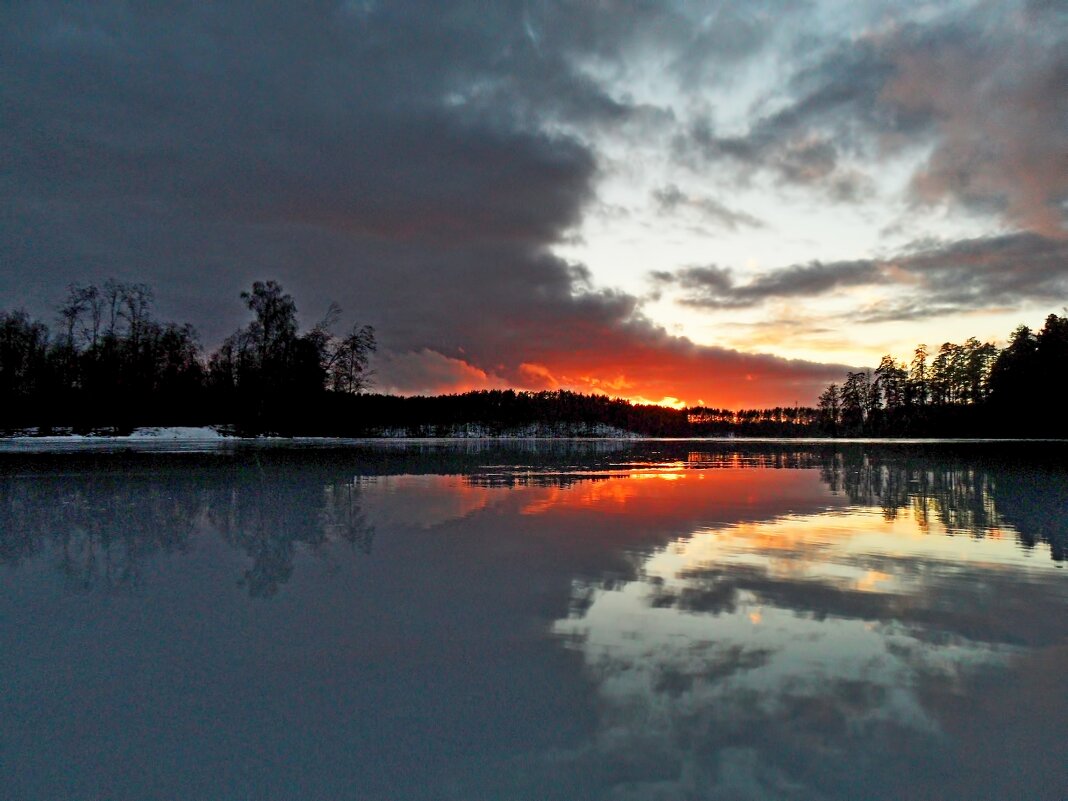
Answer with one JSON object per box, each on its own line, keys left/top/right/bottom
{"left": 815, "top": 313, "right": 1068, "bottom": 437}
{"left": 2, "top": 280, "right": 1066, "bottom": 437}
{"left": 0, "top": 279, "right": 817, "bottom": 437}
{"left": 0, "top": 279, "right": 375, "bottom": 433}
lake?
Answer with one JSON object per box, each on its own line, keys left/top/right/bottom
{"left": 1, "top": 440, "right": 1066, "bottom": 800}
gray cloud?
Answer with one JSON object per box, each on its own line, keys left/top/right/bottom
{"left": 895, "top": 4, "right": 1068, "bottom": 235}
{"left": 0, "top": 1, "right": 846, "bottom": 405}
{"left": 856, "top": 233, "right": 1068, "bottom": 322}
{"left": 666, "top": 260, "right": 884, "bottom": 309}
{"left": 0, "top": 3, "right": 623, "bottom": 345}
{"left": 674, "top": 32, "right": 908, "bottom": 195}
{"left": 659, "top": 232, "right": 1068, "bottom": 320}
{"left": 674, "top": 2, "right": 1068, "bottom": 232}
{"left": 652, "top": 184, "right": 765, "bottom": 230}
{"left": 1, "top": 1, "right": 1062, "bottom": 403}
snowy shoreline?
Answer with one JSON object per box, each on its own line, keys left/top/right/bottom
{"left": 0, "top": 422, "right": 644, "bottom": 442}
{"left": 1, "top": 426, "right": 1063, "bottom": 451}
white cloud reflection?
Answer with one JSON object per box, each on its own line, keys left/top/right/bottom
{"left": 547, "top": 506, "right": 1059, "bottom": 799}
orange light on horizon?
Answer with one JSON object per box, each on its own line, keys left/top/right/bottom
{"left": 377, "top": 338, "right": 840, "bottom": 409}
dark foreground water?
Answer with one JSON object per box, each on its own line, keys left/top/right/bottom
{"left": 1, "top": 440, "right": 1066, "bottom": 800}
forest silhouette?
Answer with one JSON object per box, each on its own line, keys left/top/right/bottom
{"left": 814, "top": 315, "right": 1068, "bottom": 438}
{"left": 1, "top": 280, "right": 1066, "bottom": 437}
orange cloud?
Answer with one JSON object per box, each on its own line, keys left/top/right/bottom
{"left": 518, "top": 362, "right": 560, "bottom": 389}
{"left": 497, "top": 332, "right": 844, "bottom": 408}
{"left": 375, "top": 349, "right": 510, "bottom": 396}
{"left": 377, "top": 329, "right": 846, "bottom": 408}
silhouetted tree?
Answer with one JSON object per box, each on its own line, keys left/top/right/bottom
{"left": 327, "top": 324, "right": 377, "bottom": 393}
{"left": 908, "top": 344, "right": 929, "bottom": 408}
{"left": 840, "top": 371, "right": 873, "bottom": 434}
{"left": 817, "top": 383, "right": 841, "bottom": 436}
{"left": 987, "top": 325, "right": 1039, "bottom": 430}
{"left": 205, "top": 280, "right": 376, "bottom": 432}
{"left": 0, "top": 310, "right": 50, "bottom": 401}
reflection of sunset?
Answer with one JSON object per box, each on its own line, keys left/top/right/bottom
{"left": 855, "top": 570, "right": 893, "bottom": 593}
{"left": 519, "top": 478, "right": 642, "bottom": 515}
{"left": 357, "top": 474, "right": 500, "bottom": 529}
{"left": 508, "top": 468, "right": 832, "bottom": 529}
{"left": 356, "top": 460, "right": 1061, "bottom": 576}
{"left": 668, "top": 509, "right": 1048, "bottom": 592}
{"left": 544, "top": 475, "right": 1065, "bottom": 800}
{"left": 356, "top": 467, "right": 836, "bottom": 535}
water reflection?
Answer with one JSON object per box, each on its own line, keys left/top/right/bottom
{"left": 1, "top": 443, "right": 1066, "bottom": 800}
{"left": 0, "top": 466, "right": 374, "bottom": 596}
{"left": 0, "top": 474, "right": 199, "bottom": 591}
{"left": 817, "top": 448, "right": 1067, "bottom": 561}
{"left": 549, "top": 511, "right": 1059, "bottom": 799}
{"left": 538, "top": 452, "right": 1067, "bottom": 800}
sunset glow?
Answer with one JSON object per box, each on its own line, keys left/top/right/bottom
{"left": 3, "top": 2, "right": 1065, "bottom": 407}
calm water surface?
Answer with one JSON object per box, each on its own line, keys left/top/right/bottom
{"left": 1, "top": 441, "right": 1066, "bottom": 800}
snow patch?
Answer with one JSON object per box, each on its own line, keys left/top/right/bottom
{"left": 126, "top": 426, "right": 226, "bottom": 440}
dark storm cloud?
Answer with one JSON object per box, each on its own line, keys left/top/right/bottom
{"left": 0, "top": 2, "right": 602, "bottom": 249}
{"left": 659, "top": 233, "right": 1068, "bottom": 320}
{"left": 0, "top": 0, "right": 844, "bottom": 404}
{"left": 0, "top": 2, "right": 625, "bottom": 336}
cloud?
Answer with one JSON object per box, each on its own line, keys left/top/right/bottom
{"left": 673, "top": 32, "right": 905, "bottom": 198}
{"left": 658, "top": 232, "right": 1068, "bottom": 321}
{"left": 374, "top": 349, "right": 509, "bottom": 396}
{"left": 887, "top": 4, "right": 1068, "bottom": 236}
{"left": 673, "top": 2, "right": 1068, "bottom": 233}
{"left": 1, "top": 1, "right": 1060, "bottom": 407}
{"left": 864, "top": 232, "right": 1068, "bottom": 320}
{"left": 652, "top": 184, "right": 765, "bottom": 230}
{"left": 517, "top": 362, "right": 561, "bottom": 390}
{"left": 667, "top": 260, "right": 883, "bottom": 309}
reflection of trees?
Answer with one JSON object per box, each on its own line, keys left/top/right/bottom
{"left": 818, "top": 449, "right": 1065, "bottom": 561}
{"left": 0, "top": 468, "right": 374, "bottom": 595}
{"left": 465, "top": 473, "right": 615, "bottom": 490}
{"left": 320, "top": 481, "right": 375, "bottom": 553}
{"left": 462, "top": 449, "right": 828, "bottom": 490}
{"left": 986, "top": 467, "right": 1068, "bottom": 562}
{"left": 684, "top": 451, "right": 825, "bottom": 469}
{"left": 0, "top": 476, "right": 198, "bottom": 591}
{"left": 208, "top": 468, "right": 376, "bottom": 597}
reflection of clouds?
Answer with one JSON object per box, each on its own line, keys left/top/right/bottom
{"left": 520, "top": 476, "right": 646, "bottom": 516}
{"left": 356, "top": 474, "right": 504, "bottom": 530}
{"left": 547, "top": 508, "right": 1060, "bottom": 800}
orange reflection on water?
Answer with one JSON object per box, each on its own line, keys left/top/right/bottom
{"left": 358, "top": 474, "right": 502, "bottom": 529}
{"left": 361, "top": 462, "right": 1056, "bottom": 575}
{"left": 519, "top": 477, "right": 644, "bottom": 516}
{"left": 512, "top": 467, "right": 835, "bottom": 531}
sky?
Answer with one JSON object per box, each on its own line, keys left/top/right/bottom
{"left": 2, "top": 0, "right": 1066, "bottom": 408}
